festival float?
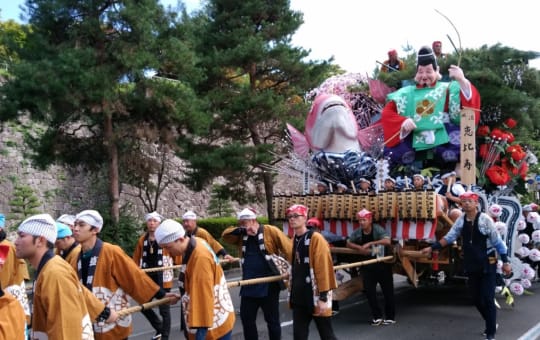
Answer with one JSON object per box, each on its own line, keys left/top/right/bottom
{"left": 271, "top": 72, "right": 540, "bottom": 303}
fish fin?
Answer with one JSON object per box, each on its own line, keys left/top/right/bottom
{"left": 286, "top": 123, "right": 310, "bottom": 158}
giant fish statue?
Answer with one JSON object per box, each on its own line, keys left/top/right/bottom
{"left": 287, "top": 94, "right": 377, "bottom": 190}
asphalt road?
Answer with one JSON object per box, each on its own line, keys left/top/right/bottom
{"left": 130, "top": 270, "right": 540, "bottom": 340}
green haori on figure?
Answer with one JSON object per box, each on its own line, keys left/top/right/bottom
{"left": 386, "top": 81, "right": 461, "bottom": 151}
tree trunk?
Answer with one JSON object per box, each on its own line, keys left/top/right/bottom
{"left": 247, "top": 64, "right": 275, "bottom": 223}
{"left": 263, "top": 171, "right": 275, "bottom": 224}
{"left": 104, "top": 113, "right": 120, "bottom": 224}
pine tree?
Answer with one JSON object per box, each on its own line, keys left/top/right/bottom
{"left": 8, "top": 184, "right": 41, "bottom": 228}
{"left": 0, "top": 0, "right": 207, "bottom": 223}
{"left": 207, "top": 184, "right": 235, "bottom": 217}
{"left": 181, "top": 0, "right": 335, "bottom": 221}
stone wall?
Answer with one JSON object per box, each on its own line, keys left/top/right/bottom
{"left": 0, "top": 122, "right": 217, "bottom": 229}
{"left": 0, "top": 121, "right": 282, "bottom": 229}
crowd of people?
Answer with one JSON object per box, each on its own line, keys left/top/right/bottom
{"left": 0, "top": 42, "right": 535, "bottom": 340}
{"left": 1, "top": 184, "right": 529, "bottom": 340}
{"left": 0, "top": 204, "right": 335, "bottom": 339}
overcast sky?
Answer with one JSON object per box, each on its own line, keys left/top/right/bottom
{"left": 2, "top": 0, "right": 539, "bottom": 73}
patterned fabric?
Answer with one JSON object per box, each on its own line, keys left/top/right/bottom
{"left": 191, "top": 227, "right": 227, "bottom": 257}
{"left": 222, "top": 224, "right": 293, "bottom": 263}
{"left": 18, "top": 214, "right": 57, "bottom": 244}
{"left": 381, "top": 79, "right": 481, "bottom": 167}
{"left": 133, "top": 233, "right": 178, "bottom": 289}
{"left": 77, "top": 241, "right": 159, "bottom": 340}
{"left": 240, "top": 225, "right": 290, "bottom": 289}
{"left": 75, "top": 210, "right": 103, "bottom": 231}
{"left": 0, "top": 240, "right": 30, "bottom": 320}
{"left": 386, "top": 82, "right": 460, "bottom": 151}
{"left": 268, "top": 253, "right": 290, "bottom": 281}
{"left": 180, "top": 237, "right": 235, "bottom": 340}
{"left": 0, "top": 289, "right": 26, "bottom": 340}
{"left": 60, "top": 242, "right": 81, "bottom": 270}
{"left": 155, "top": 219, "right": 185, "bottom": 244}
{"left": 383, "top": 219, "right": 437, "bottom": 240}
{"left": 283, "top": 219, "right": 437, "bottom": 241}
{"left": 78, "top": 239, "right": 104, "bottom": 290}
{"left": 32, "top": 255, "right": 95, "bottom": 339}
{"left": 289, "top": 230, "right": 337, "bottom": 317}
{"left": 311, "top": 150, "right": 377, "bottom": 188}
{"left": 442, "top": 212, "right": 508, "bottom": 259}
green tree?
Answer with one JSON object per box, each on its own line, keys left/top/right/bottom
{"left": 0, "top": 18, "right": 28, "bottom": 73}
{"left": 462, "top": 45, "right": 540, "bottom": 131}
{"left": 207, "top": 184, "right": 235, "bottom": 217}
{"left": 8, "top": 184, "right": 41, "bottom": 228}
{"left": 181, "top": 0, "right": 335, "bottom": 221}
{"left": 0, "top": 0, "right": 207, "bottom": 224}
{"left": 465, "top": 45, "right": 540, "bottom": 193}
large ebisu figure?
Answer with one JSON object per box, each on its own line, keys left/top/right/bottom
{"left": 380, "top": 46, "right": 481, "bottom": 170}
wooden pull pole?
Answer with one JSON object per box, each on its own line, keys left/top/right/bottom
{"left": 142, "top": 258, "right": 240, "bottom": 273}
{"left": 119, "top": 256, "right": 394, "bottom": 317}
{"left": 116, "top": 297, "right": 176, "bottom": 318}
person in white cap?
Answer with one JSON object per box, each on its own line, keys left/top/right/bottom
{"left": 0, "top": 213, "right": 30, "bottom": 325}
{"left": 316, "top": 181, "right": 329, "bottom": 194}
{"left": 14, "top": 213, "right": 114, "bottom": 339}
{"left": 155, "top": 219, "right": 235, "bottom": 339}
{"left": 182, "top": 210, "right": 235, "bottom": 262}
{"left": 335, "top": 183, "right": 348, "bottom": 193}
{"left": 55, "top": 221, "right": 81, "bottom": 269}
{"left": 358, "top": 178, "right": 373, "bottom": 194}
{"left": 436, "top": 171, "right": 465, "bottom": 221}
{"left": 412, "top": 174, "right": 426, "bottom": 190}
{"left": 133, "top": 211, "right": 180, "bottom": 340}
{"left": 221, "top": 208, "right": 292, "bottom": 340}
{"left": 57, "top": 213, "right": 76, "bottom": 232}
{"left": 0, "top": 243, "right": 26, "bottom": 340}
{"left": 383, "top": 177, "right": 397, "bottom": 191}
{"left": 73, "top": 209, "right": 172, "bottom": 340}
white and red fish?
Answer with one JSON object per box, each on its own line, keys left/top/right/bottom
{"left": 287, "top": 94, "right": 361, "bottom": 158}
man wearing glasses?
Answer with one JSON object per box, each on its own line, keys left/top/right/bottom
{"left": 222, "top": 208, "right": 291, "bottom": 340}
{"left": 287, "top": 204, "right": 337, "bottom": 340}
